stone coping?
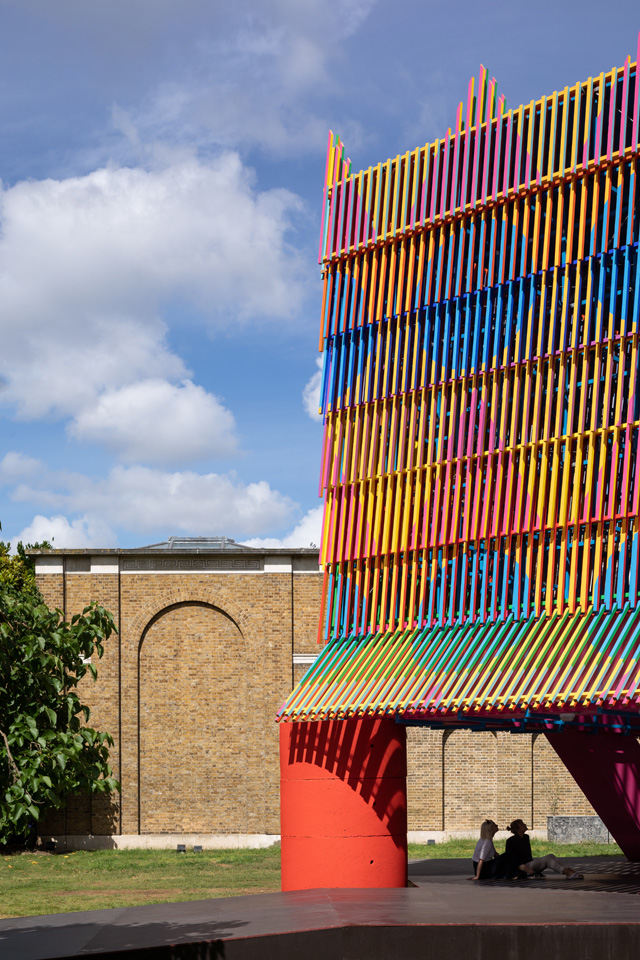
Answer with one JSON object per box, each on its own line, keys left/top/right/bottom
{"left": 44, "top": 834, "right": 281, "bottom": 851}
{"left": 28, "top": 547, "right": 320, "bottom": 556}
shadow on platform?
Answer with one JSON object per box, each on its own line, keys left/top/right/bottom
{"left": 409, "top": 852, "right": 640, "bottom": 894}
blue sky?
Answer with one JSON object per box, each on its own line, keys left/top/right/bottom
{"left": 0, "top": 0, "right": 637, "bottom": 549}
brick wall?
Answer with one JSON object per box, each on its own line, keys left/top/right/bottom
{"left": 38, "top": 555, "right": 323, "bottom": 837}
{"left": 37, "top": 551, "right": 594, "bottom": 837}
{"left": 406, "top": 727, "right": 595, "bottom": 831}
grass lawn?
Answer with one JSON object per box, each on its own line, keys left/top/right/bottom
{"left": 0, "top": 839, "right": 623, "bottom": 920}
{"left": 0, "top": 846, "right": 281, "bottom": 920}
{"left": 408, "top": 838, "right": 622, "bottom": 859}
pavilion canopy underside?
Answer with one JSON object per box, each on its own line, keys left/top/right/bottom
{"left": 278, "top": 605, "right": 640, "bottom": 731}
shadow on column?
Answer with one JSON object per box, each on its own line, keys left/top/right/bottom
{"left": 280, "top": 717, "right": 407, "bottom": 890}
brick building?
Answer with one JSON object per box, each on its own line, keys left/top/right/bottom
{"left": 32, "top": 538, "right": 593, "bottom": 847}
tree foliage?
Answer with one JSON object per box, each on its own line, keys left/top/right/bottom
{"left": 0, "top": 536, "right": 119, "bottom": 844}
{"left": 0, "top": 538, "right": 51, "bottom": 591}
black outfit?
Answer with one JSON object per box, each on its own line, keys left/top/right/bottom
{"left": 505, "top": 833, "right": 532, "bottom": 864}
{"left": 472, "top": 857, "right": 498, "bottom": 880}
{"left": 502, "top": 833, "right": 533, "bottom": 878}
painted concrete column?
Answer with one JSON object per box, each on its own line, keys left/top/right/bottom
{"left": 546, "top": 730, "right": 640, "bottom": 860}
{"left": 280, "top": 716, "right": 407, "bottom": 890}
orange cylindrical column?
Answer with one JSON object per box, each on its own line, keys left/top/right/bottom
{"left": 280, "top": 716, "right": 407, "bottom": 890}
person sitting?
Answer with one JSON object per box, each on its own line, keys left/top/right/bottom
{"left": 472, "top": 819, "right": 500, "bottom": 880}
{"left": 506, "top": 819, "right": 583, "bottom": 879}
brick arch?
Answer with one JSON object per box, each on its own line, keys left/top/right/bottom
{"left": 126, "top": 585, "right": 252, "bottom": 650}
{"left": 137, "top": 599, "right": 249, "bottom": 834}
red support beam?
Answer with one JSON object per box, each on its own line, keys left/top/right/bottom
{"left": 545, "top": 730, "right": 640, "bottom": 860}
{"left": 280, "top": 717, "right": 407, "bottom": 890}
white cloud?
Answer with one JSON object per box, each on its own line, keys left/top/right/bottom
{"left": 241, "top": 504, "right": 323, "bottom": 549}
{"left": 0, "top": 452, "right": 42, "bottom": 484}
{"left": 3, "top": 453, "right": 297, "bottom": 540}
{"left": 0, "top": 152, "right": 306, "bottom": 434}
{"left": 127, "top": 0, "right": 376, "bottom": 156}
{"left": 14, "top": 514, "right": 117, "bottom": 549}
{"left": 69, "top": 378, "right": 237, "bottom": 465}
{"left": 302, "top": 356, "right": 323, "bottom": 422}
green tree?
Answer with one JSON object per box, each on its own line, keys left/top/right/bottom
{"left": 0, "top": 537, "right": 52, "bottom": 591}
{"left": 0, "top": 533, "right": 119, "bottom": 844}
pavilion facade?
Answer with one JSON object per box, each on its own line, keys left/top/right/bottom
{"left": 280, "top": 37, "right": 640, "bottom": 889}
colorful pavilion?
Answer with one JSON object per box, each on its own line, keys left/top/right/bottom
{"left": 279, "top": 36, "right": 640, "bottom": 889}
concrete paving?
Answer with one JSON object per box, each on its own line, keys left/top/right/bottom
{"left": 0, "top": 856, "right": 639, "bottom": 959}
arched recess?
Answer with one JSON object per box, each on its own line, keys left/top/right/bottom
{"left": 405, "top": 727, "right": 445, "bottom": 830}
{"left": 137, "top": 600, "right": 250, "bottom": 834}
{"left": 127, "top": 584, "right": 252, "bottom": 653}
{"left": 443, "top": 729, "right": 497, "bottom": 830}
{"left": 532, "top": 731, "right": 594, "bottom": 824}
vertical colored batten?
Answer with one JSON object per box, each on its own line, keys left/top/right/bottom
{"left": 298, "top": 37, "right": 640, "bottom": 730}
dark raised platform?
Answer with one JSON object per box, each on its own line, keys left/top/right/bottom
{"left": 2, "top": 856, "right": 640, "bottom": 959}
